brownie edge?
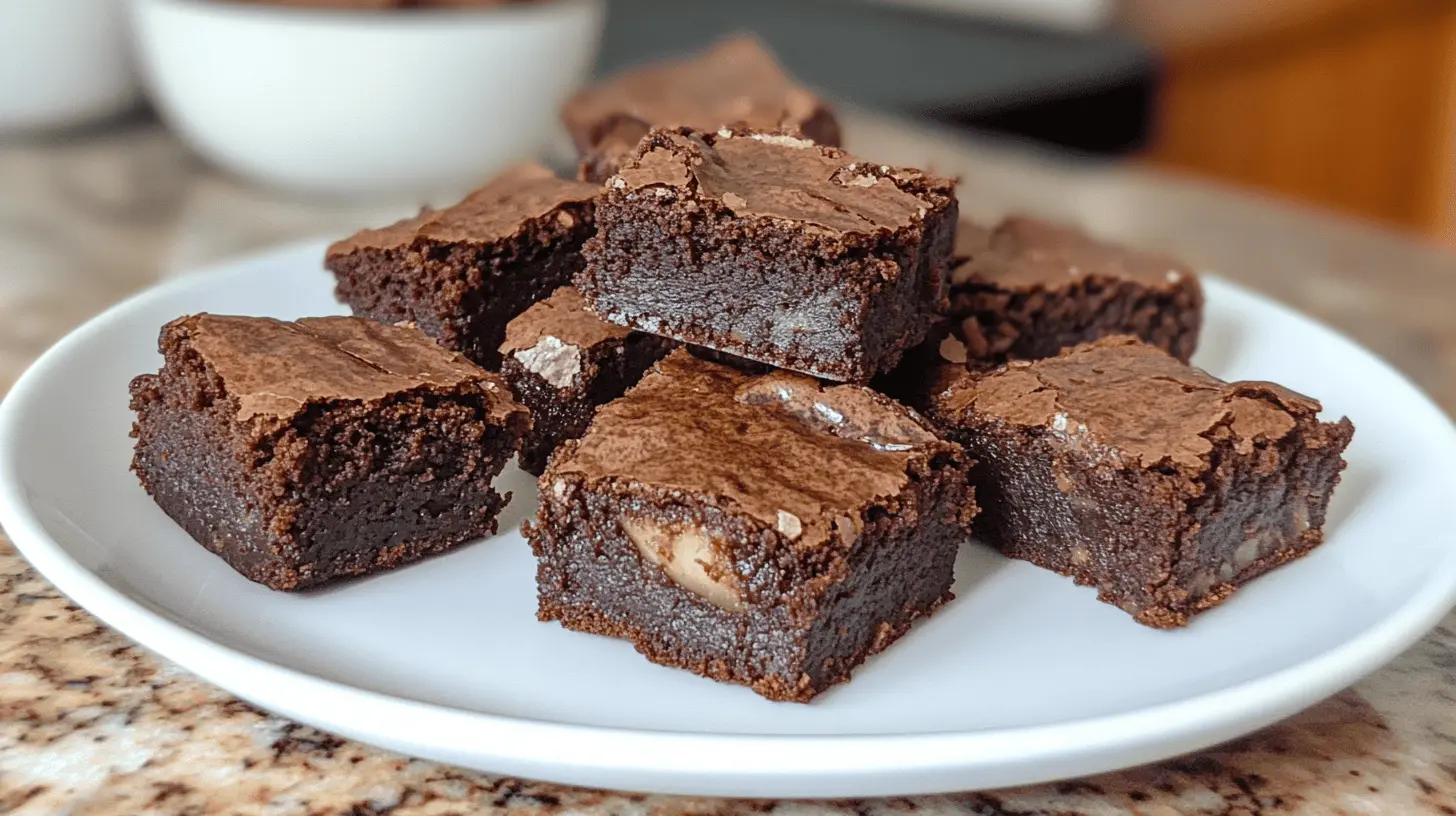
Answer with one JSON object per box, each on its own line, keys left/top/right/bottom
{"left": 129, "top": 314, "right": 530, "bottom": 591}
{"left": 526, "top": 351, "right": 978, "bottom": 701}
{"left": 927, "top": 336, "right": 1352, "bottom": 627}
{"left": 579, "top": 127, "right": 959, "bottom": 383}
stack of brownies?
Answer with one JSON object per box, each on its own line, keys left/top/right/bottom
{"left": 129, "top": 37, "right": 1353, "bottom": 703}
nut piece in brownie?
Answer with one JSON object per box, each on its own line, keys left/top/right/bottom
{"left": 526, "top": 350, "right": 977, "bottom": 702}
{"left": 326, "top": 163, "right": 598, "bottom": 369}
{"left": 926, "top": 336, "right": 1353, "bottom": 628}
{"left": 951, "top": 217, "right": 1203, "bottom": 365}
{"left": 129, "top": 315, "right": 530, "bottom": 591}
{"left": 579, "top": 127, "right": 959, "bottom": 384}
{"left": 499, "top": 286, "right": 674, "bottom": 476}
{"left": 561, "top": 35, "right": 841, "bottom": 183}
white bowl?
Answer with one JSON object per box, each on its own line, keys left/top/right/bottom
{"left": 129, "top": 0, "right": 604, "bottom": 196}
{"left": 0, "top": 0, "right": 141, "bottom": 132}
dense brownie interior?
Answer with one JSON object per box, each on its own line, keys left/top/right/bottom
{"left": 579, "top": 127, "right": 958, "bottom": 383}
{"left": 129, "top": 315, "right": 528, "bottom": 591}
{"left": 326, "top": 163, "right": 598, "bottom": 369}
{"left": 527, "top": 351, "right": 976, "bottom": 701}
{"left": 562, "top": 36, "right": 841, "bottom": 182}
{"left": 499, "top": 286, "right": 674, "bottom": 475}
{"left": 928, "top": 336, "right": 1352, "bottom": 627}
{"left": 951, "top": 217, "right": 1204, "bottom": 364}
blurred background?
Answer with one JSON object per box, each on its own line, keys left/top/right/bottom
{"left": 3, "top": 0, "right": 1456, "bottom": 347}
{"left": 7, "top": 0, "right": 1456, "bottom": 236}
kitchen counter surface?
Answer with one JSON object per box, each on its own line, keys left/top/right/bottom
{"left": 3, "top": 113, "right": 1456, "bottom": 815}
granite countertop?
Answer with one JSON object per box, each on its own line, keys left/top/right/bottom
{"left": 3, "top": 113, "right": 1456, "bottom": 815}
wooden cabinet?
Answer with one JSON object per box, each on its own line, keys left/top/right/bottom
{"left": 1122, "top": 0, "right": 1456, "bottom": 239}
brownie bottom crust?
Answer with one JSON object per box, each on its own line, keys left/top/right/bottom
{"left": 131, "top": 375, "right": 523, "bottom": 591}
{"left": 529, "top": 469, "right": 973, "bottom": 702}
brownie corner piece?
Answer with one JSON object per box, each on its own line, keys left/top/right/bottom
{"left": 498, "top": 285, "right": 674, "bottom": 476}
{"left": 324, "top": 162, "right": 598, "bottom": 369}
{"left": 927, "top": 335, "right": 1353, "bottom": 628}
{"left": 579, "top": 127, "right": 958, "bottom": 383}
{"left": 129, "top": 314, "right": 529, "bottom": 591}
{"left": 951, "top": 216, "right": 1204, "bottom": 365}
{"left": 525, "top": 350, "right": 977, "bottom": 702}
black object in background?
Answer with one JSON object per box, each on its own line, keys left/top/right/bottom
{"left": 596, "top": 0, "right": 1156, "bottom": 156}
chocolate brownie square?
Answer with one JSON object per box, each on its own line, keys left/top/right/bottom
{"left": 499, "top": 286, "right": 674, "bottom": 476}
{"left": 525, "top": 350, "right": 977, "bottom": 702}
{"left": 951, "top": 217, "right": 1203, "bottom": 365}
{"left": 562, "top": 36, "right": 841, "bottom": 183}
{"left": 579, "top": 127, "right": 959, "bottom": 384}
{"left": 129, "top": 314, "right": 529, "bottom": 591}
{"left": 925, "top": 336, "right": 1353, "bottom": 628}
{"left": 326, "top": 163, "right": 598, "bottom": 369}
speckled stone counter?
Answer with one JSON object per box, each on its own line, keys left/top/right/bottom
{"left": 3, "top": 113, "right": 1456, "bottom": 815}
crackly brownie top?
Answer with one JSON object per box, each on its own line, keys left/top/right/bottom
{"left": 326, "top": 163, "right": 597, "bottom": 256}
{"left": 500, "top": 286, "right": 634, "bottom": 389}
{"left": 951, "top": 216, "right": 1194, "bottom": 290}
{"left": 548, "top": 350, "right": 946, "bottom": 547}
{"left": 931, "top": 336, "right": 1322, "bottom": 469}
{"left": 170, "top": 314, "right": 517, "bottom": 422}
{"left": 614, "top": 127, "right": 954, "bottom": 236}
{"left": 561, "top": 36, "right": 830, "bottom": 151}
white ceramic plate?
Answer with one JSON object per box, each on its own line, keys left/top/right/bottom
{"left": 2, "top": 240, "right": 1454, "bottom": 798}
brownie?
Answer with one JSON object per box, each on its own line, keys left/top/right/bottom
{"left": 499, "top": 286, "right": 674, "bottom": 476}
{"left": 926, "top": 336, "right": 1353, "bottom": 628}
{"left": 579, "top": 127, "right": 959, "bottom": 384}
{"left": 129, "top": 314, "right": 530, "bottom": 591}
{"left": 562, "top": 36, "right": 842, "bottom": 183}
{"left": 326, "top": 163, "right": 598, "bottom": 369}
{"left": 950, "top": 216, "right": 1204, "bottom": 365}
{"left": 525, "top": 350, "right": 977, "bottom": 702}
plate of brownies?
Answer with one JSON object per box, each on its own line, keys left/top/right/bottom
{"left": 4, "top": 38, "right": 1456, "bottom": 799}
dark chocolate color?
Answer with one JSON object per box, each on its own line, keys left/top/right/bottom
{"left": 525, "top": 350, "right": 977, "bottom": 701}
{"left": 499, "top": 286, "right": 673, "bottom": 475}
{"left": 562, "top": 36, "right": 841, "bottom": 183}
{"left": 129, "top": 314, "right": 529, "bottom": 591}
{"left": 927, "top": 336, "right": 1353, "bottom": 627}
{"left": 326, "top": 163, "right": 598, "bottom": 369}
{"left": 951, "top": 216, "right": 1203, "bottom": 365}
{"left": 578, "top": 127, "right": 959, "bottom": 384}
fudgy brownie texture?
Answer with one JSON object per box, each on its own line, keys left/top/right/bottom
{"left": 562, "top": 36, "right": 841, "bottom": 183}
{"left": 926, "top": 336, "right": 1353, "bottom": 628}
{"left": 526, "top": 350, "right": 977, "bottom": 702}
{"left": 499, "top": 286, "right": 674, "bottom": 476}
{"left": 950, "top": 217, "right": 1204, "bottom": 365}
{"left": 129, "top": 315, "right": 529, "bottom": 591}
{"left": 326, "top": 163, "right": 598, "bottom": 369}
{"left": 579, "top": 127, "right": 959, "bottom": 384}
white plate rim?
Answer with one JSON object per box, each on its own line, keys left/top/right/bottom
{"left": 2, "top": 238, "right": 1455, "bottom": 797}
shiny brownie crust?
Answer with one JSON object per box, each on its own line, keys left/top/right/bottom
{"left": 524, "top": 352, "right": 978, "bottom": 701}
{"left": 578, "top": 127, "right": 958, "bottom": 383}
{"left": 129, "top": 316, "right": 528, "bottom": 591}
{"left": 928, "top": 336, "right": 1353, "bottom": 628}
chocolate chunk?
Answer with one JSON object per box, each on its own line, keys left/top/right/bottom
{"left": 526, "top": 350, "right": 977, "bottom": 701}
